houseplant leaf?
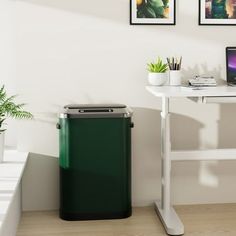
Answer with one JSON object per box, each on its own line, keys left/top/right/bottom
{"left": 143, "top": 5, "right": 157, "bottom": 18}
{"left": 148, "top": 0, "right": 164, "bottom": 8}
{"left": 0, "top": 85, "right": 33, "bottom": 130}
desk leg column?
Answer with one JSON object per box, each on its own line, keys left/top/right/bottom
{"left": 155, "top": 97, "right": 184, "bottom": 235}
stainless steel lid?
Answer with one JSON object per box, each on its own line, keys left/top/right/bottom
{"left": 60, "top": 104, "right": 132, "bottom": 118}
{"left": 64, "top": 104, "right": 127, "bottom": 109}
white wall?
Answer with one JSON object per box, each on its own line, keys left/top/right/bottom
{"left": 6, "top": 0, "right": 236, "bottom": 209}
{"left": 0, "top": 0, "right": 18, "bottom": 147}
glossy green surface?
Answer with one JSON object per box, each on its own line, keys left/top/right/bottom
{"left": 59, "top": 117, "right": 131, "bottom": 218}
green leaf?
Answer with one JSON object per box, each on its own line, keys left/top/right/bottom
{"left": 154, "top": 6, "right": 165, "bottom": 17}
{"left": 147, "top": 58, "right": 168, "bottom": 73}
{"left": 0, "top": 85, "right": 33, "bottom": 130}
{"left": 137, "top": 9, "right": 146, "bottom": 18}
{"left": 0, "top": 118, "right": 5, "bottom": 127}
{"left": 0, "top": 86, "right": 6, "bottom": 101}
{"left": 157, "top": 57, "right": 162, "bottom": 68}
{"left": 148, "top": 0, "right": 164, "bottom": 8}
{"left": 143, "top": 5, "right": 156, "bottom": 18}
{"left": 162, "top": 0, "right": 169, "bottom": 7}
{"left": 159, "top": 63, "right": 168, "bottom": 72}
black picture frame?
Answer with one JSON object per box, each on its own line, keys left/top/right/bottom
{"left": 130, "top": 0, "right": 176, "bottom": 25}
{"left": 199, "top": 0, "right": 236, "bottom": 26}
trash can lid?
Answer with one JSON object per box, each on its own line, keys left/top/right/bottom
{"left": 61, "top": 104, "right": 132, "bottom": 119}
{"left": 64, "top": 104, "right": 127, "bottom": 109}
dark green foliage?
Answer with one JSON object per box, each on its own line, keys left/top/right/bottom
{"left": 137, "top": 0, "right": 168, "bottom": 19}
{"left": 162, "top": 0, "right": 169, "bottom": 7}
{"left": 143, "top": 5, "right": 157, "bottom": 18}
{"left": 0, "top": 85, "right": 33, "bottom": 133}
{"left": 211, "top": 0, "right": 228, "bottom": 19}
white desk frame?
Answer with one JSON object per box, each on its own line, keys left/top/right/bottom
{"left": 146, "top": 86, "right": 236, "bottom": 236}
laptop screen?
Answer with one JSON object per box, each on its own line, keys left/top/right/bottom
{"left": 227, "top": 47, "right": 236, "bottom": 84}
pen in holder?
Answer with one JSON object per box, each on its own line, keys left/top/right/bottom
{"left": 167, "top": 57, "right": 182, "bottom": 86}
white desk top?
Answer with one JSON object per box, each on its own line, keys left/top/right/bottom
{"left": 146, "top": 86, "right": 236, "bottom": 98}
{"left": 0, "top": 149, "right": 28, "bottom": 230}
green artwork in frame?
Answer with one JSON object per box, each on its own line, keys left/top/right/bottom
{"left": 199, "top": 0, "right": 236, "bottom": 25}
{"left": 130, "top": 0, "right": 176, "bottom": 25}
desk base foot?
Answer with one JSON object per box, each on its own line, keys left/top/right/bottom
{"left": 155, "top": 201, "right": 184, "bottom": 235}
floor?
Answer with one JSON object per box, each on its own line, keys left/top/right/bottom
{"left": 17, "top": 204, "right": 236, "bottom": 236}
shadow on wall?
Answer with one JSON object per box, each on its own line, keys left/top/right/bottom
{"left": 181, "top": 64, "right": 225, "bottom": 84}
{"left": 173, "top": 103, "right": 236, "bottom": 204}
{"left": 22, "top": 107, "right": 236, "bottom": 208}
{"left": 170, "top": 110, "right": 203, "bottom": 150}
{"left": 173, "top": 103, "right": 236, "bottom": 203}
{"left": 18, "top": 0, "right": 236, "bottom": 43}
{"left": 218, "top": 104, "right": 236, "bottom": 149}
{"left": 133, "top": 106, "right": 236, "bottom": 205}
{"left": 24, "top": 107, "right": 236, "bottom": 208}
{"left": 22, "top": 107, "right": 204, "bottom": 209}
{"left": 22, "top": 152, "right": 59, "bottom": 211}
{"left": 18, "top": 0, "right": 128, "bottom": 24}
{"left": 216, "top": 103, "right": 236, "bottom": 177}
{"left": 131, "top": 107, "right": 202, "bottom": 206}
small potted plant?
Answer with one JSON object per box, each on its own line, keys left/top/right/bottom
{"left": 0, "top": 85, "right": 33, "bottom": 162}
{"left": 147, "top": 57, "right": 168, "bottom": 86}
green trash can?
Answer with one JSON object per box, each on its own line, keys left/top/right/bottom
{"left": 57, "top": 104, "right": 133, "bottom": 221}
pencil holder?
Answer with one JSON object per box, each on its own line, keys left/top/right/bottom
{"left": 169, "top": 70, "right": 182, "bottom": 86}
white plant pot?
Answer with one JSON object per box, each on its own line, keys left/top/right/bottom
{"left": 148, "top": 72, "right": 167, "bottom": 86}
{"left": 0, "top": 132, "right": 4, "bottom": 163}
{"left": 169, "top": 70, "right": 182, "bottom": 86}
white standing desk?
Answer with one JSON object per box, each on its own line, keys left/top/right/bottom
{"left": 146, "top": 85, "right": 236, "bottom": 236}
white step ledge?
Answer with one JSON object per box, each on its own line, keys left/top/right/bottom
{"left": 0, "top": 149, "right": 29, "bottom": 236}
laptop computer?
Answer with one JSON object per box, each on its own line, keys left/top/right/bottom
{"left": 226, "top": 47, "right": 236, "bottom": 86}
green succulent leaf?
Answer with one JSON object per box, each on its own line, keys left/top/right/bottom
{"left": 147, "top": 57, "right": 168, "bottom": 73}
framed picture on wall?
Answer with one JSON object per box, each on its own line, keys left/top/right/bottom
{"left": 199, "top": 0, "right": 236, "bottom": 25}
{"left": 130, "top": 0, "right": 176, "bottom": 25}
